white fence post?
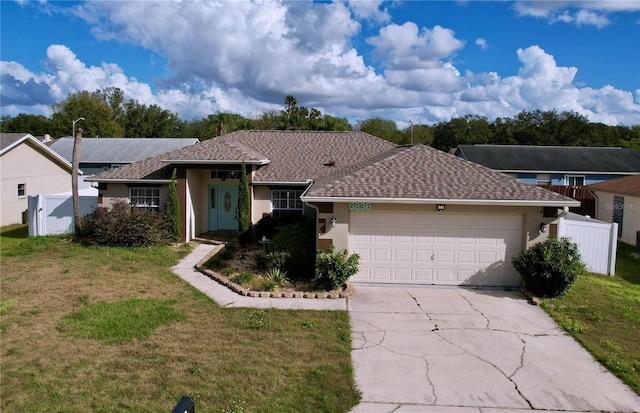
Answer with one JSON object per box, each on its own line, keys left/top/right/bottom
{"left": 608, "top": 223, "right": 618, "bottom": 276}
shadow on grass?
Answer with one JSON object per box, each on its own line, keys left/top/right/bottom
{"left": 1, "top": 225, "right": 28, "bottom": 239}
{"left": 616, "top": 242, "right": 640, "bottom": 285}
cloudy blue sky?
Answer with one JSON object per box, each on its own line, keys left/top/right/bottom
{"left": 1, "top": 0, "right": 639, "bottom": 127}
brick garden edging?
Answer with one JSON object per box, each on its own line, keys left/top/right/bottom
{"left": 194, "top": 244, "right": 353, "bottom": 299}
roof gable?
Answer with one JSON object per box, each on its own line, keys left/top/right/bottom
{"left": 456, "top": 145, "right": 640, "bottom": 173}
{"left": 304, "top": 145, "right": 578, "bottom": 205}
{"left": 588, "top": 174, "right": 640, "bottom": 198}
{"left": 1, "top": 133, "right": 74, "bottom": 172}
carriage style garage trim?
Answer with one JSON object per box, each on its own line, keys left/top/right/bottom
{"left": 88, "top": 131, "right": 579, "bottom": 287}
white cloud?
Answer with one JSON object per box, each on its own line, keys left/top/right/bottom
{"left": 475, "top": 38, "right": 488, "bottom": 50}
{"left": 367, "top": 23, "right": 465, "bottom": 70}
{"left": 1, "top": 1, "right": 638, "bottom": 127}
{"left": 512, "top": 0, "right": 639, "bottom": 27}
{"left": 345, "top": 0, "right": 391, "bottom": 23}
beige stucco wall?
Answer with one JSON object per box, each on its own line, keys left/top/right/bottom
{"left": 1, "top": 141, "right": 72, "bottom": 226}
{"left": 593, "top": 190, "right": 640, "bottom": 246}
{"left": 313, "top": 202, "right": 551, "bottom": 253}
{"left": 252, "top": 185, "right": 272, "bottom": 223}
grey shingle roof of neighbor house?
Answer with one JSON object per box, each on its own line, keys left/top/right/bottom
{"left": 588, "top": 174, "right": 640, "bottom": 198}
{"left": 455, "top": 145, "right": 640, "bottom": 173}
{"left": 48, "top": 138, "right": 199, "bottom": 164}
{"left": 303, "top": 145, "right": 579, "bottom": 205}
{"left": 89, "top": 131, "right": 578, "bottom": 205}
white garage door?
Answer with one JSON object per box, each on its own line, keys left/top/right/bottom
{"left": 350, "top": 211, "right": 523, "bottom": 287}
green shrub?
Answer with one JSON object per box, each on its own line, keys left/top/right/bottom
{"left": 253, "top": 252, "right": 269, "bottom": 271}
{"left": 205, "top": 255, "right": 225, "bottom": 270}
{"left": 315, "top": 245, "right": 360, "bottom": 291}
{"left": 266, "top": 267, "right": 287, "bottom": 286}
{"left": 270, "top": 220, "right": 315, "bottom": 278}
{"left": 81, "top": 200, "right": 171, "bottom": 247}
{"left": 218, "top": 244, "right": 236, "bottom": 260}
{"left": 231, "top": 271, "right": 254, "bottom": 284}
{"left": 165, "top": 169, "right": 181, "bottom": 242}
{"left": 258, "top": 278, "right": 277, "bottom": 291}
{"left": 267, "top": 251, "right": 290, "bottom": 270}
{"left": 511, "top": 237, "right": 586, "bottom": 298}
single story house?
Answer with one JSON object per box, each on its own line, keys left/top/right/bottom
{"left": 48, "top": 137, "right": 199, "bottom": 175}
{"left": 88, "top": 130, "right": 579, "bottom": 287}
{"left": 453, "top": 144, "right": 640, "bottom": 186}
{"left": 588, "top": 175, "right": 640, "bottom": 246}
{"left": 1, "top": 133, "right": 76, "bottom": 226}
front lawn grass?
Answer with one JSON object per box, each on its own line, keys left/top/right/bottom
{"left": 541, "top": 242, "right": 640, "bottom": 395}
{"left": 0, "top": 226, "right": 359, "bottom": 412}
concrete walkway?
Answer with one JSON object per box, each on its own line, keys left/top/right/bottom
{"left": 173, "top": 243, "right": 640, "bottom": 413}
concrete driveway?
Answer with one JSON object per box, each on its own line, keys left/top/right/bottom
{"left": 349, "top": 286, "right": 640, "bottom": 413}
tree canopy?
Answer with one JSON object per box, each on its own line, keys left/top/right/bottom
{"left": 1, "top": 90, "right": 638, "bottom": 151}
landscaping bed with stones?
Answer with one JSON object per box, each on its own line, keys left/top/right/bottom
{"left": 195, "top": 244, "right": 353, "bottom": 299}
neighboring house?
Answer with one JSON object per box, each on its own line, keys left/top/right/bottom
{"left": 88, "top": 130, "right": 579, "bottom": 287}
{"left": 0, "top": 133, "right": 75, "bottom": 226}
{"left": 48, "top": 137, "right": 199, "bottom": 175}
{"left": 588, "top": 175, "right": 640, "bottom": 246}
{"left": 453, "top": 145, "right": 640, "bottom": 186}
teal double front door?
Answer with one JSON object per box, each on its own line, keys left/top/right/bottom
{"left": 208, "top": 185, "right": 239, "bottom": 231}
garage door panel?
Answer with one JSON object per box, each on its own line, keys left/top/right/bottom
{"left": 373, "top": 248, "right": 392, "bottom": 261}
{"left": 373, "top": 267, "right": 392, "bottom": 280}
{"left": 415, "top": 268, "right": 434, "bottom": 281}
{"left": 351, "top": 211, "right": 522, "bottom": 287}
{"left": 437, "top": 250, "right": 454, "bottom": 263}
{"left": 436, "top": 269, "right": 454, "bottom": 282}
{"left": 478, "top": 251, "right": 498, "bottom": 264}
{"left": 394, "top": 249, "right": 412, "bottom": 262}
{"left": 394, "top": 268, "right": 413, "bottom": 281}
{"left": 457, "top": 251, "right": 476, "bottom": 264}
{"left": 415, "top": 250, "right": 434, "bottom": 262}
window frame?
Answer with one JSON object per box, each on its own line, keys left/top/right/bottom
{"left": 565, "top": 175, "right": 585, "bottom": 186}
{"left": 270, "top": 189, "right": 304, "bottom": 224}
{"left": 17, "top": 183, "right": 26, "bottom": 197}
{"left": 129, "top": 187, "right": 161, "bottom": 209}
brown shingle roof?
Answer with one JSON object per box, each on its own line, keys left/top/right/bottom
{"left": 588, "top": 174, "right": 640, "bottom": 198}
{"left": 91, "top": 130, "right": 396, "bottom": 183}
{"left": 89, "top": 131, "right": 577, "bottom": 205}
{"left": 304, "top": 145, "right": 578, "bottom": 204}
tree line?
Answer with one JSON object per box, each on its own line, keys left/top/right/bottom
{"left": 1, "top": 88, "right": 638, "bottom": 151}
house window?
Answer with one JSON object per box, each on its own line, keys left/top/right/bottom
{"left": 271, "top": 189, "right": 304, "bottom": 224}
{"left": 17, "top": 183, "right": 26, "bottom": 197}
{"left": 129, "top": 187, "right": 160, "bottom": 209}
{"left": 566, "top": 175, "right": 585, "bottom": 186}
{"left": 536, "top": 174, "right": 551, "bottom": 185}
{"left": 612, "top": 196, "right": 624, "bottom": 237}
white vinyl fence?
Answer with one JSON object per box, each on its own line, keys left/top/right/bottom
{"left": 28, "top": 189, "right": 98, "bottom": 236}
{"left": 556, "top": 213, "right": 618, "bottom": 275}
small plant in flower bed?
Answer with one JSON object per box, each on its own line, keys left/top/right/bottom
{"left": 266, "top": 267, "right": 287, "bottom": 286}
{"left": 231, "top": 271, "right": 254, "bottom": 284}
{"left": 316, "top": 245, "right": 360, "bottom": 290}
